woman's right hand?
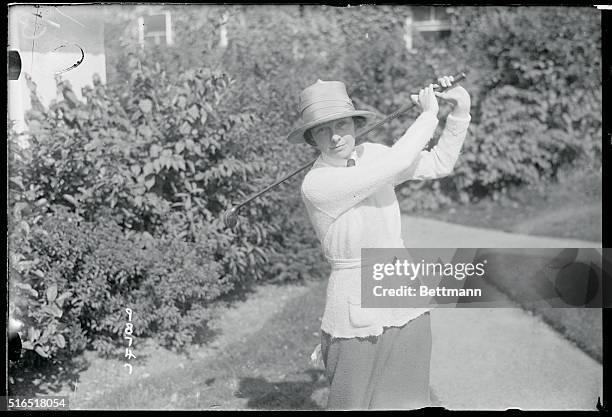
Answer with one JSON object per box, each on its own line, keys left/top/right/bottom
{"left": 411, "top": 84, "right": 439, "bottom": 117}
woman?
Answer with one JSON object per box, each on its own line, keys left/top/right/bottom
{"left": 287, "top": 76, "right": 471, "bottom": 409}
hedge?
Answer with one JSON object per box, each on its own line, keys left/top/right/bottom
{"left": 8, "top": 51, "right": 328, "bottom": 366}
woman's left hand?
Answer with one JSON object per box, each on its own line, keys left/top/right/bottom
{"left": 434, "top": 75, "right": 471, "bottom": 118}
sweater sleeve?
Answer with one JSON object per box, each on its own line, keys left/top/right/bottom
{"left": 394, "top": 113, "right": 471, "bottom": 185}
{"left": 301, "top": 112, "right": 438, "bottom": 218}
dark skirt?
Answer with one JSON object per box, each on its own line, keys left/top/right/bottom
{"left": 320, "top": 311, "right": 432, "bottom": 410}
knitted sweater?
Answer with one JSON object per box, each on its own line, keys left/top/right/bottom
{"left": 301, "top": 112, "right": 471, "bottom": 339}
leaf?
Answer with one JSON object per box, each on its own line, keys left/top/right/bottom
{"left": 63, "top": 194, "right": 78, "bottom": 206}
{"left": 31, "top": 269, "right": 44, "bottom": 278}
{"left": 203, "top": 102, "right": 214, "bottom": 115}
{"left": 133, "top": 185, "right": 146, "bottom": 196}
{"left": 145, "top": 175, "right": 155, "bottom": 190}
{"left": 9, "top": 176, "right": 24, "bottom": 190}
{"left": 179, "top": 122, "right": 191, "bottom": 135}
{"left": 55, "top": 334, "right": 66, "bottom": 348}
{"left": 55, "top": 291, "right": 72, "bottom": 305}
{"left": 150, "top": 144, "right": 162, "bottom": 158}
{"left": 130, "top": 165, "right": 141, "bottom": 176}
{"left": 50, "top": 304, "right": 63, "bottom": 318}
{"left": 186, "top": 160, "right": 195, "bottom": 173}
{"left": 188, "top": 104, "right": 199, "bottom": 120}
{"left": 139, "top": 125, "right": 153, "bottom": 139}
{"left": 19, "top": 220, "right": 30, "bottom": 235}
{"left": 34, "top": 346, "right": 49, "bottom": 358}
{"left": 143, "top": 162, "right": 154, "bottom": 176}
{"left": 15, "top": 282, "right": 38, "bottom": 297}
{"left": 159, "top": 156, "right": 169, "bottom": 169}
{"left": 28, "top": 327, "right": 41, "bottom": 341}
{"left": 46, "top": 284, "right": 58, "bottom": 303}
{"left": 175, "top": 141, "right": 185, "bottom": 154}
{"left": 84, "top": 138, "right": 101, "bottom": 151}
{"left": 139, "top": 98, "right": 153, "bottom": 113}
{"left": 13, "top": 202, "right": 28, "bottom": 219}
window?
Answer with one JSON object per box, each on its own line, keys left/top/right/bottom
{"left": 138, "top": 11, "right": 173, "bottom": 46}
{"left": 411, "top": 6, "right": 450, "bottom": 32}
{"left": 404, "top": 6, "right": 451, "bottom": 51}
{"left": 412, "top": 6, "right": 432, "bottom": 22}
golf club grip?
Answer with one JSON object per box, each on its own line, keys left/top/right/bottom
{"left": 232, "top": 72, "right": 467, "bottom": 211}
{"left": 355, "top": 72, "right": 466, "bottom": 139}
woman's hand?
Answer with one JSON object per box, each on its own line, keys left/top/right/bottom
{"left": 434, "top": 75, "right": 471, "bottom": 118}
{"left": 410, "top": 84, "right": 439, "bottom": 117}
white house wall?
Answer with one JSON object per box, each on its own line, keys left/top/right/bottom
{"left": 8, "top": 5, "right": 106, "bottom": 134}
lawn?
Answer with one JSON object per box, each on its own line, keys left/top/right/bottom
{"left": 417, "top": 168, "right": 602, "bottom": 243}
{"left": 476, "top": 249, "right": 602, "bottom": 363}
{"left": 28, "top": 281, "right": 330, "bottom": 410}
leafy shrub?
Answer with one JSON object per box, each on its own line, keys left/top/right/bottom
{"left": 10, "top": 32, "right": 324, "bottom": 364}
{"left": 397, "top": 6, "right": 600, "bottom": 209}
{"left": 446, "top": 6, "right": 600, "bottom": 200}
{"left": 10, "top": 204, "right": 229, "bottom": 355}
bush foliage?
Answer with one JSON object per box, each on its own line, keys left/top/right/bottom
{"left": 8, "top": 5, "right": 600, "bottom": 366}
{"left": 399, "top": 6, "right": 601, "bottom": 209}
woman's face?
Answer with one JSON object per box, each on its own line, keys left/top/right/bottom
{"left": 310, "top": 117, "right": 356, "bottom": 160}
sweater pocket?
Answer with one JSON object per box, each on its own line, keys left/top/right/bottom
{"left": 347, "top": 295, "right": 376, "bottom": 328}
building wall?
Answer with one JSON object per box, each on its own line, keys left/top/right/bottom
{"left": 8, "top": 5, "right": 107, "bottom": 133}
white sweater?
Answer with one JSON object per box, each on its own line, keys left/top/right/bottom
{"left": 301, "top": 112, "right": 471, "bottom": 339}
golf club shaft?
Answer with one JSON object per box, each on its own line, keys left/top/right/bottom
{"left": 231, "top": 72, "right": 466, "bottom": 213}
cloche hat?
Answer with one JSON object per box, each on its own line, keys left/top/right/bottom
{"left": 287, "top": 79, "right": 377, "bottom": 144}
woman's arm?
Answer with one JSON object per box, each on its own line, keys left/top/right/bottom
{"left": 302, "top": 110, "right": 438, "bottom": 218}
{"left": 395, "top": 78, "right": 472, "bottom": 184}
{"left": 394, "top": 113, "right": 470, "bottom": 184}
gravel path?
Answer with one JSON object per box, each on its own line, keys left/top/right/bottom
{"left": 403, "top": 214, "right": 602, "bottom": 409}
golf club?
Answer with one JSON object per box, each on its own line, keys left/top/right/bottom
{"left": 222, "top": 72, "right": 467, "bottom": 228}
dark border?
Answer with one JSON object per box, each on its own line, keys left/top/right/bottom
{"left": 602, "top": 8, "right": 610, "bottom": 413}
